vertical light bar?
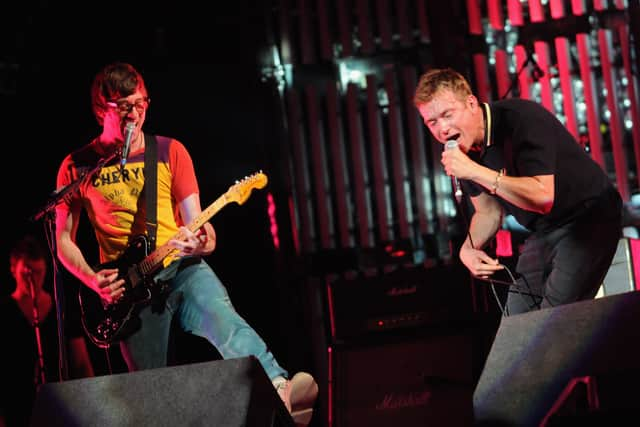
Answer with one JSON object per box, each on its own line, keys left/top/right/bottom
{"left": 618, "top": 23, "right": 640, "bottom": 190}
{"left": 551, "top": 1, "right": 579, "bottom": 139}
{"left": 403, "top": 66, "right": 432, "bottom": 235}
{"left": 316, "top": 0, "right": 333, "bottom": 61}
{"left": 326, "top": 83, "right": 352, "bottom": 248}
{"left": 467, "top": 0, "right": 491, "bottom": 102}
{"left": 575, "top": 33, "right": 605, "bottom": 168}
{"left": 345, "top": 83, "right": 374, "bottom": 246}
{"left": 297, "top": 0, "right": 316, "bottom": 64}
{"left": 305, "top": 85, "right": 332, "bottom": 248}
{"left": 494, "top": 50, "right": 511, "bottom": 101}
{"left": 573, "top": 0, "right": 604, "bottom": 168}
{"left": 488, "top": 0, "right": 510, "bottom": 99}
{"left": 287, "top": 89, "right": 314, "bottom": 251}
{"left": 416, "top": 0, "right": 430, "bottom": 43}
{"left": 473, "top": 54, "right": 492, "bottom": 102}
{"left": 530, "top": 0, "right": 553, "bottom": 112}
{"left": 469, "top": 0, "right": 489, "bottom": 100}
{"left": 326, "top": 279, "right": 336, "bottom": 341}
{"left": 533, "top": 41, "right": 554, "bottom": 113}
{"left": 396, "top": 0, "right": 412, "bottom": 47}
{"left": 385, "top": 70, "right": 412, "bottom": 241}
{"left": 376, "top": 0, "right": 393, "bottom": 50}
{"left": 336, "top": 0, "right": 353, "bottom": 57}
{"left": 356, "top": 0, "right": 375, "bottom": 54}
{"left": 571, "top": 0, "right": 586, "bottom": 15}
{"left": 507, "top": 0, "right": 524, "bottom": 25}
{"left": 514, "top": 45, "right": 531, "bottom": 100}
{"left": 365, "top": 74, "right": 392, "bottom": 243}
{"left": 278, "top": 0, "right": 294, "bottom": 64}
{"left": 549, "top": 0, "right": 565, "bottom": 18}
{"left": 630, "top": 239, "right": 640, "bottom": 291}
{"left": 466, "top": 0, "right": 483, "bottom": 34}
{"left": 599, "top": 29, "right": 630, "bottom": 200}
{"left": 555, "top": 40, "right": 578, "bottom": 139}
{"left": 528, "top": 0, "right": 553, "bottom": 110}
{"left": 509, "top": 3, "right": 529, "bottom": 99}
{"left": 288, "top": 196, "right": 300, "bottom": 255}
{"left": 487, "top": 0, "right": 504, "bottom": 29}
{"left": 267, "top": 193, "right": 280, "bottom": 250}
{"left": 528, "top": 0, "right": 546, "bottom": 22}
{"left": 327, "top": 346, "right": 334, "bottom": 427}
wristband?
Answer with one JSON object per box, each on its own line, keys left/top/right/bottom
{"left": 490, "top": 169, "right": 504, "bottom": 195}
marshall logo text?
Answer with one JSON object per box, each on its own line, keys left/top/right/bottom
{"left": 375, "top": 390, "right": 432, "bottom": 411}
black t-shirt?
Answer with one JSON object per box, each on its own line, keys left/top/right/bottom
{"left": 463, "top": 98, "right": 616, "bottom": 232}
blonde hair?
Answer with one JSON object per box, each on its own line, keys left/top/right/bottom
{"left": 413, "top": 68, "right": 472, "bottom": 107}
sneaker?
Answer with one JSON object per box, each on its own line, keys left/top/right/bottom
{"left": 276, "top": 372, "right": 318, "bottom": 427}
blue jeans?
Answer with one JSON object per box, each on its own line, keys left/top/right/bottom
{"left": 506, "top": 187, "right": 623, "bottom": 315}
{"left": 119, "top": 257, "right": 288, "bottom": 380}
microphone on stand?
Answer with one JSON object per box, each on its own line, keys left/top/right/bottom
{"left": 445, "top": 139, "right": 463, "bottom": 201}
{"left": 120, "top": 122, "right": 136, "bottom": 171}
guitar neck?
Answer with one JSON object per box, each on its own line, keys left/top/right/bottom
{"left": 133, "top": 171, "right": 267, "bottom": 277}
{"left": 138, "top": 193, "right": 231, "bottom": 274}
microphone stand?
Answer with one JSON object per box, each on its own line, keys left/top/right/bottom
{"left": 27, "top": 274, "right": 46, "bottom": 388}
{"left": 500, "top": 47, "right": 544, "bottom": 100}
{"left": 31, "top": 149, "right": 119, "bottom": 381}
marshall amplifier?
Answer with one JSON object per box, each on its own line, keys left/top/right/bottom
{"left": 326, "top": 263, "right": 474, "bottom": 341}
{"left": 331, "top": 333, "right": 475, "bottom": 427}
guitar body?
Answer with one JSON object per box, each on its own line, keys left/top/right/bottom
{"left": 79, "top": 235, "right": 154, "bottom": 348}
{"left": 78, "top": 171, "right": 269, "bottom": 348}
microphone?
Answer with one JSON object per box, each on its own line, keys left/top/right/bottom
{"left": 445, "top": 139, "right": 463, "bottom": 200}
{"left": 120, "top": 122, "right": 136, "bottom": 170}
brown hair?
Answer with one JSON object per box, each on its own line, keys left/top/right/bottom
{"left": 413, "top": 68, "right": 472, "bottom": 107}
{"left": 10, "top": 234, "right": 46, "bottom": 268}
{"left": 91, "top": 62, "right": 148, "bottom": 125}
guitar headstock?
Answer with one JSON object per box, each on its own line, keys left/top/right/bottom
{"left": 227, "top": 171, "right": 268, "bottom": 205}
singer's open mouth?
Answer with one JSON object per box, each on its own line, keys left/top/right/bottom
{"left": 443, "top": 134, "right": 460, "bottom": 145}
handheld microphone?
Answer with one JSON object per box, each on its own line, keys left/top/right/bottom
{"left": 120, "top": 122, "right": 136, "bottom": 170}
{"left": 445, "top": 139, "right": 463, "bottom": 200}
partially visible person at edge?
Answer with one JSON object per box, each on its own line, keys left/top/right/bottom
{"left": 54, "top": 62, "right": 317, "bottom": 425}
{"left": 413, "top": 67, "right": 622, "bottom": 315}
{"left": 0, "top": 234, "right": 95, "bottom": 427}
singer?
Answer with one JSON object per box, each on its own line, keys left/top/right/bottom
{"left": 413, "top": 68, "right": 622, "bottom": 316}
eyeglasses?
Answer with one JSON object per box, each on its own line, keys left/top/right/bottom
{"left": 107, "top": 97, "right": 150, "bottom": 115}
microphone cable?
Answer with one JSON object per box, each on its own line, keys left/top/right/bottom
{"left": 451, "top": 189, "right": 543, "bottom": 318}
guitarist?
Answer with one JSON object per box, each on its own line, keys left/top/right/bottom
{"left": 54, "top": 62, "right": 317, "bottom": 425}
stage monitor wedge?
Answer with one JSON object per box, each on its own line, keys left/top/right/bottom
{"left": 30, "top": 356, "right": 294, "bottom": 427}
{"left": 473, "top": 291, "right": 640, "bottom": 426}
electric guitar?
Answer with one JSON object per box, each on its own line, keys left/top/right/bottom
{"left": 79, "top": 171, "right": 268, "bottom": 348}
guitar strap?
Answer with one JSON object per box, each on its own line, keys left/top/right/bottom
{"left": 144, "top": 134, "right": 158, "bottom": 252}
